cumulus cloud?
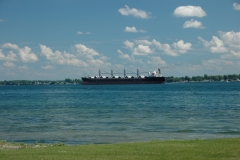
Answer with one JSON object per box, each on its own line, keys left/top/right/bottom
{"left": 118, "top": 5, "right": 151, "bottom": 19}
{"left": 202, "top": 59, "right": 234, "bottom": 70}
{"left": 1, "top": 43, "right": 38, "bottom": 62}
{"left": 133, "top": 44, "right": 153, "bottom": 55}
{"left": 40, "top": 43, "right": 110, "bottom": 68}
{"left": 118, "top": 49, "right": 134, "bottom": 61}
{"left": 125, "top": 26, "right": 138, "bottom": 33}
{"left": 124, "top": 40, "right": 135, "bottom": 50}
{"left": 0, "top": 50, "right": 17, "bottom": 61}
{"left": 0, "top": 19, "right": 5, "bottom": 22}
{"left": 233, "top": 2, "right": 240, "bottom": 10}
{"left": 19, "top": 46, "right": 38, "bottom": 62}
{"left": 172, "top": 40, "right": 192, "bottom": 54}
{"left": 135, "top": 40, "right": 152, "bottom": 46}
{"left": 183, "top": 19, "right": 205, "bottom": 29}
{"left": 40, "top": 44, "right": 87, "bottom": 67}
{"left": 124, "top": 26, "right": 147, "bottom": 33}
{"left": 2, "top": 43, "right": 19, "bottom": 50}
{"left": 147, "top": 56, "right": 167, "bottom": 66}
{"left": 199, "top": 31, "right": 240, "bottom": 58}
{"left": 219, "top": 31, "right": 240, "bottom": 48}
{"left": 3, "top": 61, "right": 15, "bottom": 68}
{"left": 152, "top": 39, "right": 177, "bottom": 56}
{"left": 74, "top": 44, "right": 99, "bottom": 59}
{"left": 199, "top": 36, "right": 224, "bottom": 53}
{"left": 121, "top": 39, "right": 192, "bottom": 57}
{"left": 77, "top": 31, "right": 83, "bottom": 34}
{"left": 173, "top": 6, "right": 207, "bottom": 17}
{"left": 86, "top": 32, "right": 91, "bottom": 34}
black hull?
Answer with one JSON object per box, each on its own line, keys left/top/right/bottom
{"left": 81, "top": 77, "right": 166, "bottom": 85}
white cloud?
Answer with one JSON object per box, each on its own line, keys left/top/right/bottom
{"left": 19, "top": 46, "right": 38, "bottom": 62}
{"left": 229, "top": 51, "right": 240, "bottom": 58}
{"left": 40, "top": 44, "right": 88, "bottom": 67}
{"left": 183, "top": 19, "right": 205, "bottom": 29}
{"left": 74, "top": 44, "right": 99, "bottom": 59}
{"left": 77, "top": 31, "right": 91, "bottom": 35}
{"left": 233, "top": 3, "right": 240, "bottom": 10}
{"left": 198, "top": 36, "right": 227, "bottom": 53}
{"left": 124, "top": 26, "right": 147, "bottom": 33}
{"left": 40, "top": 44, "right": 110, "bottom": 68}
{"left": 202, "top": 59, "right": 234, "bottom": 70}
{"left": 41, "top": 65, "right": 54, "bottom": 69}
{"left": 3, "top": 61, "right": 15, "bottom": 68}
{"left": 0, "top": 19, "right": 4, "bottom": 22}
{"left": 173, "top": 6, "right": 207, "bottom": 17}
{"left": 0, "top": 50, "right": 17, "bottom": 61}
{"left": 1, "top": 43, "right": 38, "bottom": 62}
{"left": 121, "top": 39, "right": 192, "bottom": 57}
{"left": 135, "top": 40, "right": 152, "bottom": 46}
{"left": 2, "top": 43, "right": 19, "bottom": 50}
{"left": 147, "top": 56, "right": 167, "bottom": 66}
{"left": 219, "top": 31, "right": 240, "bottom": 49}
{"left": 153, "top": 39, "right": 192, "bottom": 56}
{"left": 118, "top": 5, "right": 151, "bottom": 19}
{"left": 125, "top": 26, "right": 138, "bottom": 33}
{"left": 172, "top": 40, "right": 192, "bottom": 54}
{"left": 126, "top": 26, "right": 139, "bottom": 33}
{"left": 152, "top": 39, "right": 178, "bottom": 56}
{"left": 117, "top": 49, "right": 134, "bottom": 61}
{"left": 133, "top": 44, "right": 153, "bottom": 55}
{"left": 124, "top": 40, "right": 135, "bottom": 50}
{"left": 199, "top": 31, "right": 240, "bottom": 58}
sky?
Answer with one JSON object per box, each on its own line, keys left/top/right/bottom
{"left": 0, "top": 0, "right": 240, "bottom": 80}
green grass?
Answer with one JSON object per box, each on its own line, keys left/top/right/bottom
{"left": 1, "top": 138, "right": 240, "bottom": 160}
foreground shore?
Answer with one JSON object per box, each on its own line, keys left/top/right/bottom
{"left": 0, "top": 138, "right": 240, "bottom": 159}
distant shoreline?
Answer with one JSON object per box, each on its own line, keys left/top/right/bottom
{"left": 1, "top": 73, "right": 240, "bottom": 85}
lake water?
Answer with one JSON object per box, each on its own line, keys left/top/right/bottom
{"left": 0, "top": 82, "right": 240, "bottom": 144}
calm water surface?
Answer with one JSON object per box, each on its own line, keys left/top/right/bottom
{"left": 0, "top": 82, "right": 240, "bottom": 144}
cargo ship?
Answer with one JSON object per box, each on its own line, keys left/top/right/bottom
{"left": 81, "top": 68, "right": 166, "bottom": 85}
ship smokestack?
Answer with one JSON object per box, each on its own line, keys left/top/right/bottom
{"left": 158, "top": 68, "right": 161, "bottom": 74}
{"left": 111, "top": 69, "right": 113, "bottom": 77}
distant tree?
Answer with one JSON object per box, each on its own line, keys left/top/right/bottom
{"left": 65, "top": 78, "right": 73, "bottom": 83}
{"left": 185, "top": 76, "right": 191, "bottom": 82}
{"left": 223, "top": 75, "right": 228, "bottom": 80}
{"left": 204, "top": 74, "right": 208, "bottom": 80}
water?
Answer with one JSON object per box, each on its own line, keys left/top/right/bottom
{"left": 0, "top": 82, "right": 240, "bottom": 144}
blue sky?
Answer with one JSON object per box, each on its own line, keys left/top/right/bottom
{"left": 0, "top": 0, "right": 240, "bottom": 80}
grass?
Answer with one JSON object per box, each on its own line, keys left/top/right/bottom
{"left": 0, "top": 138, "right": 240, "bottom": 160}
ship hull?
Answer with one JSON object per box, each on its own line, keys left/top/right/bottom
{"left": 81, "top": 77, "right": 166, "bottom": 85}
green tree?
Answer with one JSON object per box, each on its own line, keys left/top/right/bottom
{"left": 204, "top": 74, "right": 208, "bottom": 80}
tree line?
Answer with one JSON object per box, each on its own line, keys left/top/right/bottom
{"left": 0, "top": 79, "right": 82, "bottom": 86}
{"left": 167, "top": 74, "right": 240, "bottom": 82}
